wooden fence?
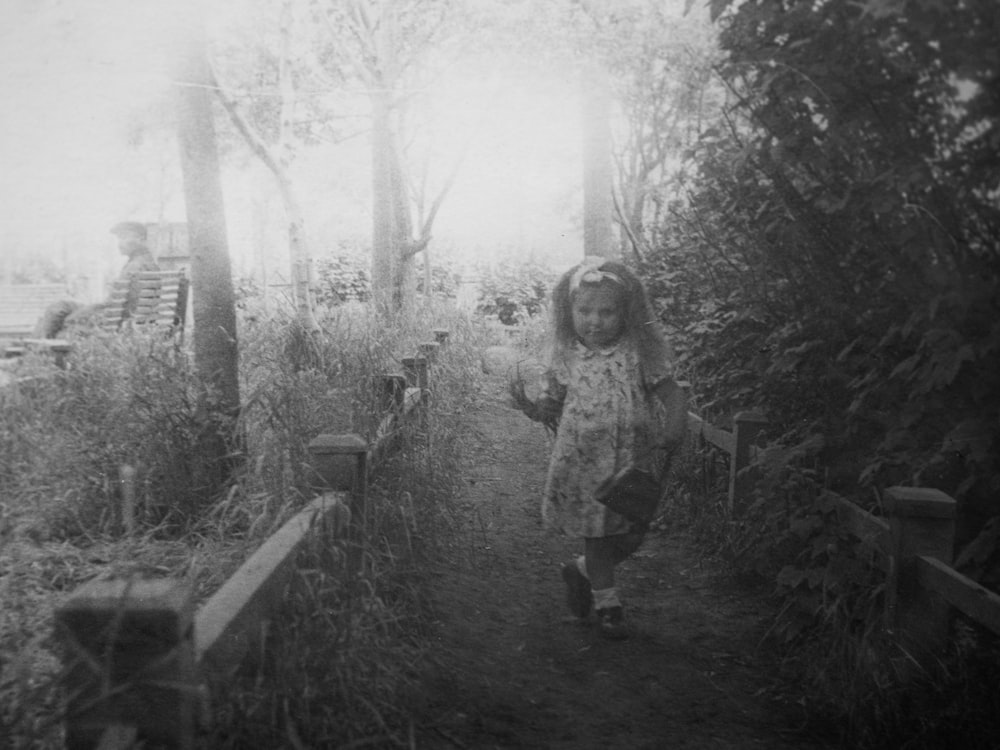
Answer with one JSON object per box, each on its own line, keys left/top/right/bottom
{"left": 688, "top": 405, "right": 1000, "bottom": 661}
{"left": 53, "top": 329, "right": 450, "bottom": 750}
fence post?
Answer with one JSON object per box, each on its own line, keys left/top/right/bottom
{"left": 401, "top": 356, "right": 428, "bottom": 391}
{"left": 307, "top": 433, "right": 369, "bottom": 571}
{"left": 884, "top": 486, "right": 956, "bottom": 658}
{"left": 433, "top": 328, "right": 450, "bottom": 346}
{"left": 307, "top": 433, "right": 368, "bottom": 498}
{"left": 56, "top": 578, "right": 195, "bottom": 750}
{"left": 402, "top": 355, "right": 429, "bottom": 411}
{"left": 729, "top": 410, "right": 767, "bottom": 512}
{"left": 379, "top": 373, "right": 408, "bottom": 412}
{"left": 418, "top": 341, "right": 441, "bottom": 363}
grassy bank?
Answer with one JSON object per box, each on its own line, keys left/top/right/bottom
{"left": 0, "top": 300, "right": 493, "bottom": 748}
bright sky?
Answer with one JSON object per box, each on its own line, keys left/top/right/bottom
{"left": 0, "top": 0, "right": 586, "bottom": 288}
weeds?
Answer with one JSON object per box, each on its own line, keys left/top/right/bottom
{"left": 0, "top": 297, "right": 484, "bottom": 748}
{"left": 203, "top": 300, "right": 481, "bottom": 747}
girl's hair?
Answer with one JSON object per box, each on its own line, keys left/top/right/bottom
{"left": 549, "top": 258, "right": 673, "bottom": 368}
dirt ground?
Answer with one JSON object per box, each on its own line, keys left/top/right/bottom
{"left": 412, "top": 366, "right": 836, "bottom": 750}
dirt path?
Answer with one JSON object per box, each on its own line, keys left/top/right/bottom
{"left": 413, "top": 370, "right": 834, "bottom": 750}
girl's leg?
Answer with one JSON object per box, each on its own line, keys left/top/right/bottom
{"left": 583, "top": 536, "right": 616, "bottom": 590}
{"left": 585, "top": 532, "right": 645, "bottom": 640}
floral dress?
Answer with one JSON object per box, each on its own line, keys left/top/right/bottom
{"left": 541, "top": 339, "right": 673, "bottom": 538}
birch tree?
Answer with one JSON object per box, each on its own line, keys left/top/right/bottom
{"left": 211, "top": 0, "right": 320, "bottom": 330}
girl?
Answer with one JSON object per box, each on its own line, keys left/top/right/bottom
{"left": 514, "top": 257, "right": 686, "bottom": 639}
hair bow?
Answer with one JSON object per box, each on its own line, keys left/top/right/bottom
{"left": 569, "top": 256, "right": 624, "bottom": 291}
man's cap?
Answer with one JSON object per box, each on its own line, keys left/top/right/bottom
{"left": 110, "top": 221, "right": 147, "bottom": 239}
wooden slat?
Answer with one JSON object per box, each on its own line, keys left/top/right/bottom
{"left": 0, "top": 283, "right": 70, "bottom": 338}
{"left": 195, "top": 493, "right": 350, "bottom": 673}
{"left": 916, "top": 555, "right": 1000, "bottom": 637}
{"left": 830, "top": 494, "right": 890, "bottom": 570}
{"left": 100, "top": 270, "right": 187, "bottom": 332}
{"left": 686, "top": 411, "right": 736, "bottom": 454}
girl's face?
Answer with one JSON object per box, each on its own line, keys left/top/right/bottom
{"left": 571, "top": 284, "right": 624, "bottom": 349}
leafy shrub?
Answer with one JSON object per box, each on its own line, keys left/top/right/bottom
{"left": 475, "top": 259, "right": 556, "bottom": 325}
{"left": 313, "top": 252, "right": 371, "bottom": 305}
{"left": 631, "top": 0, "right": 1000, "bottom": 740}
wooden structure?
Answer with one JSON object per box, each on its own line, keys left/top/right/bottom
{"left": 100, "top": 270, "right": 189, "bottom": 335}
{"left": 1, "top": 271, "right": 188, "bottom": 367}
{"left": 0, "top": 283, "right": 69, "bottom": 340}
{"left": 689, "top": 406, "right": 1000, "bottom": 659}
{"left": 54, "top": 331, "right": 445, "bottom": 749}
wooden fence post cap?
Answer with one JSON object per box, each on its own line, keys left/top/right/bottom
{"left": 307, "top": 433, "right": 368, "bottom": 455}
{"left": 58, "top": 577, "right": 191, "bottom": 613}
{"left": 56, "top": 578, "right": 193, "bottom": 643}
{"left": 733, "top": 410, "right": 768, "bottom": 423}
{"left": 884, "top": 486, "right": 956, "bottom": 519}
{"left": 433, "top": 329, "right": 450, "bottom": 343}
{"left": 418, "top": 341, "right": 440, "bottom": 354}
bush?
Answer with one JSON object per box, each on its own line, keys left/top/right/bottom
{"left": 474, "top": 259, "right": 556, "bottom": 325}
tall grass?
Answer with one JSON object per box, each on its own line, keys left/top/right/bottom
{"left": 0, "top": 298, "right": 489, "bottom": 749}
{"left": 203, "top": 299, "right": 487, "bottom": 747}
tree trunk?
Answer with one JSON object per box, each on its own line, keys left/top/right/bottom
{"left": 175, "top": 4, "right": 242, "bottom": 488}
{"left": 582, "top": 64, "right": 615, "bottom": 260}
{"left": 371, "top": 87, "right": 398, "bottom": 311}
{"left": 369, "top": 2, "right": 417, "bottom": 313}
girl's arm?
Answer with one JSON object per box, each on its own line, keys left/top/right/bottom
{"left": 651, "top": 378, "right": 688, "bottom": 451}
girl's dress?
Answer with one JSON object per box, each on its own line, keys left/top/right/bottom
{"left": 542, "top": 338, "right": 673, "bottom": 538}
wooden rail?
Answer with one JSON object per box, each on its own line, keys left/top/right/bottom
{"left": 0, "top": 283, "right": 69, "bottom": 339}
{"left": 54, "top": 330, "right": 449, "bottom": 749}
{"left": 688, "top": 404, "right": 1000, "bottom": 670}
{"left": 685, "top": 406, "right": 766, "bottom": 512}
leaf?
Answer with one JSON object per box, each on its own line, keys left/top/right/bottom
{"left": 776, "top": 564, "right": 806, "bottom": 590}
{"left": 889, "top": 353, "right": 920, "bottom": 381}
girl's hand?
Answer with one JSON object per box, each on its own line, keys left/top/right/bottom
{"left": 652, "top": 378, "right": 688, "bottom": 446}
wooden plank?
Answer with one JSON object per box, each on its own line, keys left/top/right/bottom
{"left": 703, "top": 421, "right": 735, "bottom": 454}
{"left": 0, "top": 283, "right": 69, "bottom": 337}
{"left": 884, "top": 486, "right": 957, "bottom": 519}
{"left": 830, "top": 494, "right": 890, "bottom": 570}
{"left": 686, "top": 411, "right": 736, "bottom": 454}
{"left": 194, "top": 493, "right": 350, "bottom": 674}
{"left": 915, "top": 555, "right": 1000, "bottom": 637}
{"left": 101, "top": 271, "right": 187, "bottom": 332}
{"left": 370, "top": 387, "right": 423, "bottom": 467}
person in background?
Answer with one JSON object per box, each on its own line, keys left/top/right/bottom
{"left": 34, "top": 221, "right": 159, "bottom": 338}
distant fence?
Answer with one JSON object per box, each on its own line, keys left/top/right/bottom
{"left": 688, "top": 403, "right": 1000, "bottom": 665}
{"left": 54, "top": 329, "right": 450, "bottom": 749}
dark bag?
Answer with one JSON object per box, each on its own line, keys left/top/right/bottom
{"left": 594, "top": 466, "right": 663, "bottom": 526}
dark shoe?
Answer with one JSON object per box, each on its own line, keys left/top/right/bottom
{"left": 561, "top": 562, "right": 592, "bottom": 618}
{"left": 596, "top": 606, "right": 628, "bottom": 640}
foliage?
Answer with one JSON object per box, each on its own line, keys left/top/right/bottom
{"left": 0, "top": 296, "right": 487, "bottom": 747}
{"left": 414, "top": 254, "right": 461, "bottom": 299}
{"left": 313, "top": 252, "right": 372, "bottom": 306}
{"left": 647, "top": 0, "right": 999, "bottom": 543}
{"left": 0, "top": 335, "right": 236, "bottom": 538}
{"left": 204, "top": 300, "right": 487, "bottom": 747}
{"left": 474, "top": 259, "right": 556, "bottom": 325}
{"left": 602, "top": 1, "right": 724, "bottom": 261}
{"left": 627, "top": 0, "right": 1000, "bottom": 741}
